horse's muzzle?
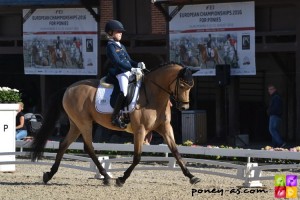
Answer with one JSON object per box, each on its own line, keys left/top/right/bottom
{"left": 176, "top": 102, "right": 190, "bottom": 111}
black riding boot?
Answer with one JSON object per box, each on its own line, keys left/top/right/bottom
{"left": 111, "top": 93, "right": 127, "bottom": 129}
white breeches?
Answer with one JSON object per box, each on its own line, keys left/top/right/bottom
{"left": 116, "top": 71, "right": 132, "bottom": 96}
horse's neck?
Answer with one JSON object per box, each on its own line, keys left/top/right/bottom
{"left": 198, "top": 45, "right": 205, "bottom": 51}
{"left": 143, "top": 66, "right": 179, "bottom": 104}
{"left": 140, "top": 80, "right": 170, "bottom": 115}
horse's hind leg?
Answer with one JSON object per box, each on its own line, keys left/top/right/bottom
{"left": 81, "top": 132, "right": 111, "bottom": 186}
{"left": 157, "top": 123, "right": 201, "bottom": 185}
{"left": 43, "top": 121, "right": 80, "bottom": 184}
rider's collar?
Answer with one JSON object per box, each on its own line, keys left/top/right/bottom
{"left": 109, "top": 39, "right": 121, "bottom": 47}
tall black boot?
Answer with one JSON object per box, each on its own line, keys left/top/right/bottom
{"left": 111, "top": 92, "right": 127, "bottom": 129}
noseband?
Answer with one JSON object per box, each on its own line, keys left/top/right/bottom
{"left": 149, "top": 67, "right": 194, "bottom": 107}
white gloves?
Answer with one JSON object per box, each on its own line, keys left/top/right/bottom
{"left": 137, "top": 62, "right": 146, "bottom": 70}
{"left": 131, "top": 67, "right": 143, "bottom": 76}
{"left": 132, "top": 62, "right": 145, "bottom": 76}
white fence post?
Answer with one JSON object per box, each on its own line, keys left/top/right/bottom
{"left": 168, "top": 158, "right": 176, "bottom": 168}
{"left": 92, "top": 156, "right": 113, "bottom": 179}
{"left": 242, "top": 159, "right": 263, "bottom": 187}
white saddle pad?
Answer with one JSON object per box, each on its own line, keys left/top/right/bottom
{"left": 95, "top": 80, "right": 141, "bottom": 114}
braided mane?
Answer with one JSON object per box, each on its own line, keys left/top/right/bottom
{"left": 147, "top": 62, "right": 185, "bottom": 73}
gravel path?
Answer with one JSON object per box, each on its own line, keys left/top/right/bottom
{"left": 0, "top": 158, "right": 299, "bottom": 200}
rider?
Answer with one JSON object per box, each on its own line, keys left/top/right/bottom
{"left": 36, "top": 40, "right": 44, "bottom": 59}
{"left": 226, "top": 34, "right": 237, "bottom": 57}
{"left": 73, "top": 37, "right": 82, "bottom": 53}
{"left": 55, "top": 36, "right": 62, "bottom": 58}
{"left": 207, "top": 34, "right": 212, "bottom": 57}
{"left": 105, "top": 19, "right": 145, "bottom": 129}
{"left": 72, "top": 37, "right": 82, "bottom": 58}
{"left": 184, "top": 39, "right": 193, "bottom": 61}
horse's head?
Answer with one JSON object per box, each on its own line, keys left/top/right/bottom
{"left": 32, "top": 45, "right": 38, "bottom": 53}
{"left": 197, "top": 43, "right": 206, "bottom": 51}
{"left": 179, "top": 44, "right": 187, "bottom": 53}
{"left": 171, "top": 67, "right": 194, "bottom": 111}
{"left": 47, "top": 45, "right": 54, "bottom": 52}
{"left": 146, "top": 63, "right": 194, "bottom": 111}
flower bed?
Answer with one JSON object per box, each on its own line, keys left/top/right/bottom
{"left": 181, "top": 140, "right": 300, "bottom": 164}
{"left": 0, "top": 87, "right": 22, "bottom": 103}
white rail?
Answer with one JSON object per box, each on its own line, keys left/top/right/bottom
{"left": 0, "top": 141, "right": 299, "bottom": 187}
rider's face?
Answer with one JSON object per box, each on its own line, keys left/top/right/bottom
{"left": 113, "top": 31, "right": 122, "bottom": 41}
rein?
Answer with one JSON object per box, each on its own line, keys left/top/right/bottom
{"left": 146, "top": 67, "right": 193, "bottom": 106}
{"left": 149, "top": 78, "right": 178, "bottom": 102}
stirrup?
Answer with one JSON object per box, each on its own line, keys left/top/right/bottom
{"left": 112, "top": 117, "right": 127, "bottom": 129}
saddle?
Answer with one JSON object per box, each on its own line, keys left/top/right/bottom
{"left": 95, "top": 71, "right": 143, "bottom": 114}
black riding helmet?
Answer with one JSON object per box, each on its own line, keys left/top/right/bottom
{"left": 105, "top": 20, "right": 125, "bottom": 35}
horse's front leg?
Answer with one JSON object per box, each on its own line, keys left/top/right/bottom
{"left": 157, "top": 123, "right": 201, "bottom": 185}
{"left": 116, "top": 129, "right": 145, "bottom": 187}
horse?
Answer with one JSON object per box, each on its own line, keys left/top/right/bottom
{"left": 47, "top": 45, "right": 67, "bottom": 68}
{"left": 197, "top": 44, "right": 223, "bottom": 68}
{"left": 178, "top": 45, "right": 199, "bottom": 67}
{"left": 31, "top": 45, "right": 49, "bottom": 66}
{"left": 31, "top": 62, "right": 201, "bottom": 187}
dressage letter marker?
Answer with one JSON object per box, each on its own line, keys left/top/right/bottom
{"left": 0, "top": 104, "right": 18, "bottom": 172}
{"left": 3, "top": 124, "right": 8, "bottom": 132}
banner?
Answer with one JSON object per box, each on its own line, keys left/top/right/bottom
{"left": 23, "top": 8, "right": 98, "bottom": 75}
{"left": 169, "top": 1, "right": 255, "bottom": 76}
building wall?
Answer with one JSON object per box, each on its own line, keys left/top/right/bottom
{"left": 100, "top": 1, "right": 166, "bottom": 35}
{"left": 151, "top": 4, "right": 166, "bottom": 34}
{"left": 100, "top": 0, "right": 113, "bottom": 34}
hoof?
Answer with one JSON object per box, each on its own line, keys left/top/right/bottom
{"left": 43, "top": 172, "right": 50, "bottom": 184}
{"left": 103, "top": 178, "right": 111, "bottom": 186}
{"left": 116, "top": 177, "right": 125, "bottom": 187}
{"left": 190, "top": 177, "right": 201, "bottom": 185}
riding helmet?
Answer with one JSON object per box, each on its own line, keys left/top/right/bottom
{"left": 105, "top": 20, "right": 125, "bottom": 35}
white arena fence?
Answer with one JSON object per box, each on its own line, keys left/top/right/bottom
{"left": 0, "top": 140, "right": 300, "bottom": 187}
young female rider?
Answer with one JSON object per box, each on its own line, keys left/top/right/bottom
{"left": 105, "top": 20, "right": 145, "bottom": 129}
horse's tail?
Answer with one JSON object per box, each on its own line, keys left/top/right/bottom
{"left": 31, "top": 88, "right": 66, "bottom": 161}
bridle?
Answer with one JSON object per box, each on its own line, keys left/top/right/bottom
{"left": 148, "top": 67, "right": 194, "bottom": 108}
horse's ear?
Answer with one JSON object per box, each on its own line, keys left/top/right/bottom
{"left": 186, "top": 67, "right": 199, "bottom": 73}
{"left": 179, "top": 67, "right": 194, "bottom": 86}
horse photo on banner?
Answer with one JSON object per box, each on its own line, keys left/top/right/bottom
{"left": 23, "top": 8, "right": 98, "bottom": 75}
{"left": 169, "top": 1, "right": 256, "bottom": 76}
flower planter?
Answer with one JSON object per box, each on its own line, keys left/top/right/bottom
{"left": 0, "top": 103, "right": 19, "bottom": 172}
